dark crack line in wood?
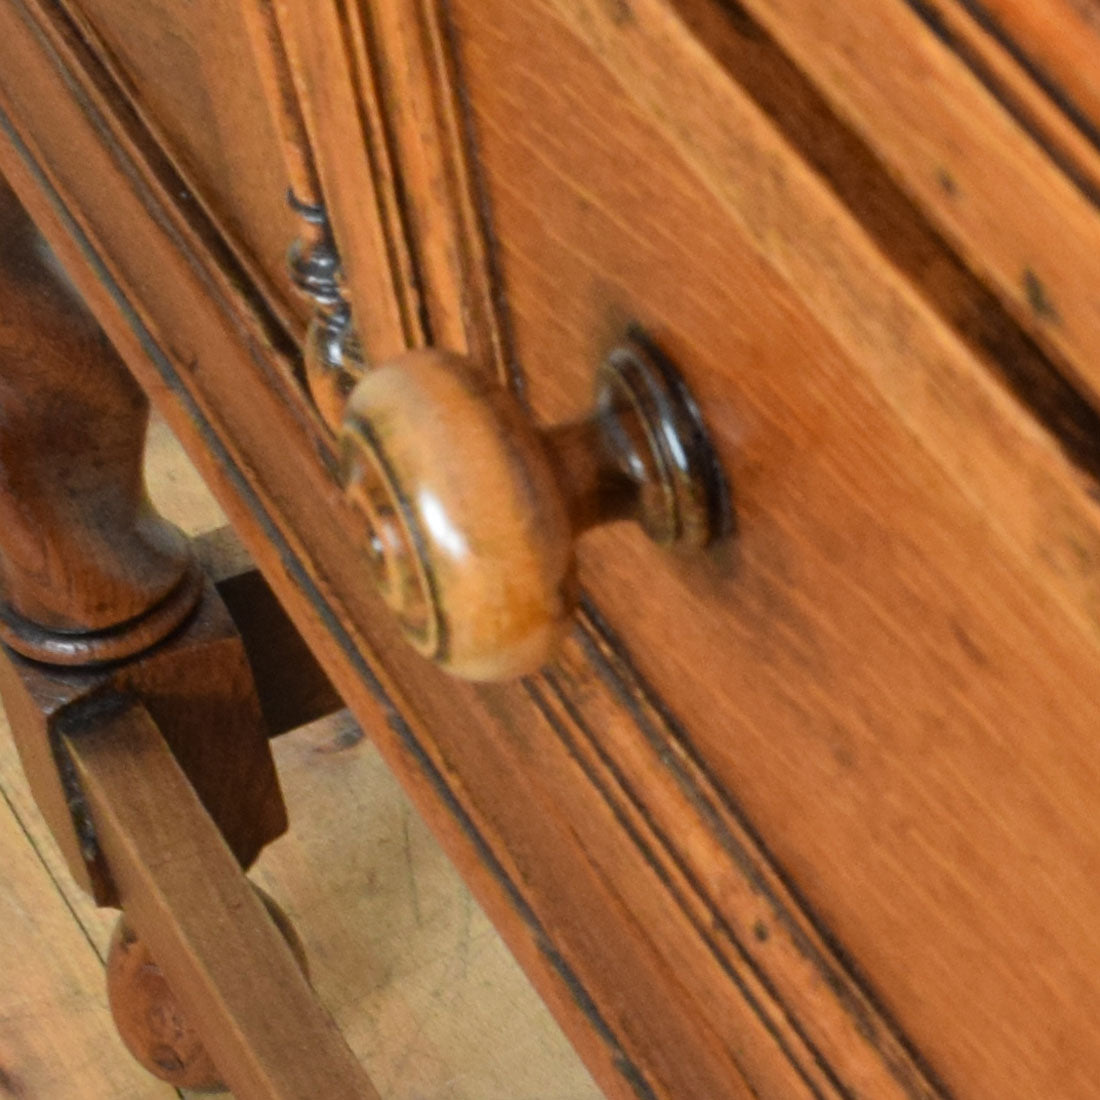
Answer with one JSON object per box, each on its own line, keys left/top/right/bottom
{"left": 897, "top": 0, "right": 1100, "bottom": 212}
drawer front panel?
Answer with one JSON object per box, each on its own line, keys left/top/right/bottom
{"left": 441, "top": 2, "right": 1100, "bottom": 1097}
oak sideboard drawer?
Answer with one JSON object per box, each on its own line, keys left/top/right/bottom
{"left": 2, "top": 0, "right": 1099, "bottom": 1098}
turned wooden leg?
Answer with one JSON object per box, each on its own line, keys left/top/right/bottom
{"left": 0, "top": 179, "right": 377, "bottom": 1097}
{"left": 0, "top": 177, "right": 287, "bottom": 903}
{"left": 0, "top": 181, "right": 201, "bottom": 664}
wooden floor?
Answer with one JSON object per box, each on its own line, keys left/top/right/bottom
{"left": 0, "top": 418, "right": 601, "bottom": 1100}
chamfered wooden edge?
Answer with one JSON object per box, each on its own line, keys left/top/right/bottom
{"left": 65, "top": 696, "right": 380, "bottom": 1100}
{"left": 0, "top": 3, "right": 951, "bottom": 1097}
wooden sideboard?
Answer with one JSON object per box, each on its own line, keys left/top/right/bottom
{"left": 1, "top": 0, "right": 1099, "bottom": 1097}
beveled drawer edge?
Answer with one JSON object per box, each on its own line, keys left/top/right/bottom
{"left": 51, "top": 0, "right": 307, "bottom": 342}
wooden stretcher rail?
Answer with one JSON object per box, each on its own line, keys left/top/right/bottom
{"left": 66, "top": 697, "right": 380, "bottom": 1100}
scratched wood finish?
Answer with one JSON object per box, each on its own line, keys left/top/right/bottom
{"left": 3, "top": 1, "right": 1100, "bottom": 1099}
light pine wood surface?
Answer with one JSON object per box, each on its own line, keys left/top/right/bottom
{"left": 0, "top": 417, "right": 600, "bottom": 1100}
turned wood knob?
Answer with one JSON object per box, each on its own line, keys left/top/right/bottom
{"left": 340, "top": 336, "right": 726, "bottom": 681}
{"left": 106, "top": 888, "right": 308, "bottom": 1092}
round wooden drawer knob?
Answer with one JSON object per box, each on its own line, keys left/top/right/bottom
{"left": 341, "top": 336, "right": 726, "bottom": 681}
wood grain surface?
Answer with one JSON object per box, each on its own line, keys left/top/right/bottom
{"left": 0, "top": 774, "right": 174, "bottom": 1099}
{"left": 3, "top": 0, "right": 1100, "bottom": 1097}
{"left": 57, "top": 0, "right": 306, "bottom": 332}
{"left": 0, "top": 173, "right": 194, "bottom": 647}
{"left": 0, "top": 706, "right": 600, "bottom": 1100}
{"left": 0, "top": 30, "right": 867, "bottom": 1089}
{"left": 966, "top": 0, "right": 1100, "bottom": 148}
{"left": 67, "top": 699, "right": 380, "bottom": 1100}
